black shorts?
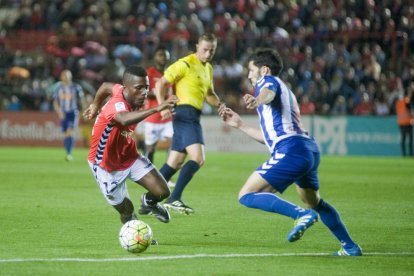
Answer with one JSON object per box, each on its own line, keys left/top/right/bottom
{"left": 171, "top": 105, "right": 204, "bottom": 152}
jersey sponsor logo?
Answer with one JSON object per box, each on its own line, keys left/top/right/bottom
{"left": 115, "top": 102, "right": 126, "bottom": 112}
{"left": 121, "top": 130, "right": 133, "bottom": 138}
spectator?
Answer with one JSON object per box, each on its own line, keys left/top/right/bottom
{"left": 299, "top": 95, "right": 316, "bottom": 115}
{"left": 353, "top": 92, "right": 374, "bottom": 115}
{"left": 7, "top": 95, "right": 22, "bottom": 111}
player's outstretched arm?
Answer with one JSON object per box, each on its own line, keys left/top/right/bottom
{"left": 115, "top": 96, "right": 178, "bottom": 126}
{"left": 206, "top": 88, "right": 224, "bottom": 108}
{"left": 83, "top": 82, "right": 114, "bottom": 120}
{"left": 218, "top": 106, "right": 265, "bottom": 144}
{"left": 154, "top": 76, "right": 173, "bottom": 120}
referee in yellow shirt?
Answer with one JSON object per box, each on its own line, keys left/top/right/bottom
{"left": 151, "top": 33, "right": 224, "bottom": 214}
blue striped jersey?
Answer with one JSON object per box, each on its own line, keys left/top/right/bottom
{"left": 53, "top": 81, "right": 83, "bottom": 113}
{"left": 255, "top": 75, "right": 309, "bottom": 153}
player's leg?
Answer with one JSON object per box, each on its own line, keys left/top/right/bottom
{"left": 250, "top": 151, "right": 319, "bottom": 242}
{"left": 407, "top": 126, "right": 413, "bottom": 156}
{"left": 400, "top": 126, "right": 407, "bottom": 156}
{"left": 113, "top": 198, "right": 138, "bottom": 224}
{"left": 158, "top": 113, "right": 187, "bottom": 183}
{"left": 164, "top": 143, "right": 204, "bottom": 214}
{"left": 138, "top": 170, "right": 171, "bottom": 223}
{"left": 129, "top": 157, "right": 171, "bottom": 223}
{"left": 160, "top": 122, "right": 175, "bottom": 187}
{"left": 88, "top": 162, "right": 137, "bottom": 223}
{"left": 297, "top": 187, "right": 362, "bottom": 256}
{"left": 60, "top": 113, "right": 73, "bottom": 161}
{"left": 238, "top": 171, "right": 307, "bottom": 219}
{"left": 296, "top": 152, "right": 362, "bottom": 256}
{"left": 138, "top": 168, "right": 171, "bottom": 203}
{"left": 66, "top": 111, "right": 78, "bottom": 160}
{"left": 159, "top": 149, "right": 185, "bottom": 181}
{"left": 169, "top": 143, "right": 204, "bottom": 200}
{"left": 64, "top": 127, "right": 74, "bottom": 160}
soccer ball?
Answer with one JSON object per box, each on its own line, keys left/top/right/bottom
{"left": 119, "top": 220, "right": 153, "bottom": 253}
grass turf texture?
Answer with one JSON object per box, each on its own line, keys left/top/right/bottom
{"left": 0, "top": 147, "right": 413, "bottom": 275}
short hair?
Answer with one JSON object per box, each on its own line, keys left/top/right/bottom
{"left": 123, "top": 65, "right": 147, "bottom": 84}
{"left": 198, "top": 33, "right": 217, "bottom": 44}
{"left": 248, "top": 48, "right": 283, "bottom": 76}
{"left": 154, "top": 45, "right": 168, "bottom": 54}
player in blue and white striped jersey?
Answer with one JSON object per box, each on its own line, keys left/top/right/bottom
{"left": 219, "top": 48, "right": 362, "bottom": 256}
{"left": 52, "top": 69, "right": 85, "bottom": 161}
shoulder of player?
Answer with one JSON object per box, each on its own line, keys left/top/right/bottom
{"left": 104, "top": 94, "right": 130, "bottom": 114}
{"left": 257, "top": 76, "right": 281, "bottom": 93}
{"left": 146, "top": 66, "right": 159, "bottom": 74}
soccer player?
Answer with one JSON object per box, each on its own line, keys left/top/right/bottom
{"left": 84, "top": 65, "right": 177, "bottom": 224}
{"left": 52, "top": 69, "right": 85, "bottom": 161}
{"left": 218, "top": 49, "right": 362, "bottom": 256}
{"left": 142, "top": 46, "right": 174, "bottom": 163}
{"left": 154, "top": 33, "right": 224, "bottom": 214}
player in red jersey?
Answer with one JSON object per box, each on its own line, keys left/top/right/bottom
{"left": 143, "top": 46, "right": 174, "bottom": 163}
{"left": 84, "top": 65, "right": 177, "bottom": 224}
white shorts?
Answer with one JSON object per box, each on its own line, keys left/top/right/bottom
{"left": 88, "top": 157, "right": 154, "bottom": 206}
{"left": 135, "top": 122, "right": 146, "bottom": 135}
{"left": 144, "top": 121, "right": 173, "bottom": 146}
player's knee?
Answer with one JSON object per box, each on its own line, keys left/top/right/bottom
{"left": 238, "top": 187, "right": 254, "bottom": 202}
{"left": 191, "top": 158, "right": 204, "bottom": 167}
{"left": 163, "top": 188, "right": 171, "bottom": 199}
{"left": 238, "top": 192, "right": 254, "bottom": 207}
{"left": 158, "top": 185, "right": 170, "bottom": 200}
{"left": 301, "top": 195, "right": 319, "bottom": 208}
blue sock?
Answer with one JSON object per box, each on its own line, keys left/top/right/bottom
{"left": 159, "top": 163, "right": 177, "bottom": 182}
{"left": 168, "top": 160, "right": 199, "bottom": 202}
{"left": 64, "top": 137, "right": 73, "bottom": 155}
{"left": 313, "top": 199, "right": 356, "bottom": 248}
{"left": 239, "top": 192, "right": 304, "bottom": 219}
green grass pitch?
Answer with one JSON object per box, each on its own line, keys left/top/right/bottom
{"left": 0, "top": 147, "right": 413, "bottom": 275}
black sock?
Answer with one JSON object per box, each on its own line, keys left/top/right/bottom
{"left": 144, "top": 193, "right": 158, "bottom": 205}
{"left": 168, "top": 160, "right": 200, "bottom": 202}
{"left": 159, "top": 163, "right": 177, "bottom": 182}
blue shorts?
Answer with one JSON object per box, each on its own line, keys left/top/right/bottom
{"left": 256, "top": 137, "right": 320, "bottom": 193}
{"left": 171, "top": 105, "right": 204, "bottom": 152}
{"left": 61, "top": 111, "right": 78, "bottom": 132}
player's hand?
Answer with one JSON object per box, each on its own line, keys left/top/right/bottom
{"left": 217, "top": 101, "right": 226, "bottom": 110}
{"left": 56, "top": 110, "right": 64, "bottom": 120}
{"left": 243, "top": 94, "right": 258, "bottom": 109}
{"left": 219, "top": 106, "right": 241, "bottom": 128}
{"left": 160, "top": 109, "right": 172, "bottom": 120}
{"left": 83, "top": 103, "right": 99, "bottom": 120}
{"left": 158, "top": 95, "right": 178, "bottom": 119}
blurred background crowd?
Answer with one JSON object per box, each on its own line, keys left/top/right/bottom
{"left": 0, "top": 0, "right": 413, "bottom": 115}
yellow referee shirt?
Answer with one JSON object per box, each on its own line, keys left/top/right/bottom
{"left": 164, "top": 53, "right": 214, "bottom": 110}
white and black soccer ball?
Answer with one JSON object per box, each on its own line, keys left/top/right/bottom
{"left": 119, "top": 220, "right": 153, "bottom": 253}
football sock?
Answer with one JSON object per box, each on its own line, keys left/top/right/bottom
{"left": 143, "top": 193, "right": 158, "bottom": 205}
{"left": 313, "top": 199, "right": 356, "bottom": 248}
{"left": 159, "top": 163, "right": 177, "bottom": 182}
{"left": 239, "top": 192, "right": 303, "bottom": 219}
{"left": 64, "top": 136, "right": 73, "bottom": 155}
{"left": 168, "top": 160, "right": 200, "bottom": 202}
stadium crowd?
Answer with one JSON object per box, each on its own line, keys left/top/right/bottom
{"left": 0, "top": 0, "right": 413, "bottom": 115}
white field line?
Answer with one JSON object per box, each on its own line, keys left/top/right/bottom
{"left": 0, "top": 252, "right": 413, "bottom": 263}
